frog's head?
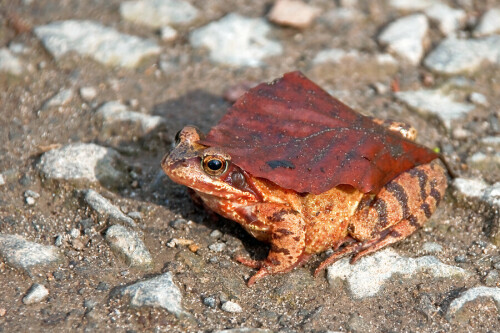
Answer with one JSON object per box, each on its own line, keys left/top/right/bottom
{"left": 161, "top": 126, "right": 258, "bottom": 201}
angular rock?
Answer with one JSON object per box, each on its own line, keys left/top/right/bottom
{"left": 42, "top": 89, "right": 73, "bottom": 109}
{"left": 189, "top": 14, "right": 282, "bottom": 67}
{"left": 395, "top": 89, "right": 474, "bottom": 129}
{"left": 326, "top": 248, "right": 469, "bottom": 298}
{"left": 118, "top": 272, "right": 186, "bottom": 317}
{"left": 424, "top": 36, "right": 500, "bottom": 74}
{"left": 474, "top": 8, "right": 500, "bottom": 37}
{"left": 447, "top": 286, "right": 500, "bottom": 319}
{"left": 0, "top": 48, "right": 23, "bottom": 75}
{"left": 424, "top": 4, "right": 466, "bottom": 36}
{"left": 120, "top": 0, "right": 199, "bottom": 28}
{"left": 105, "top": 225, "right": 152, "bottom": 269}
{"left": 79, "top": 87, "right": 97, "bottom": 101}
{"left": 268, "top": 0, "right": 320, "bottom": 29}
{"left": 96, "top": 101, "right": 165, "bottom": 137}
{"left": 160, "top": 26, "right": 178, "bottom": 42}
{"left": 37, "top": 143, "right": 128, "bottom": 188}
{"left": 0, "top": 234, "right": 62, "bottom": 272}
{"left": 378, "top": 14, "right": 429, "bottom": 65}
{"left": 34, "top": 20, "right": 160, "bottom": 68}
{"left": 469, "top": 92, "right": 489, "bottom": 107}
{"left": 84, "top": 190, "right": 137, "bottom": 228}
{"left": 22, "top": 284, "right": 49, "bottom": 304}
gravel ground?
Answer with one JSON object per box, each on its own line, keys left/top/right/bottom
{"left": 0, "top": 0, "right": 499, "bottom": 332}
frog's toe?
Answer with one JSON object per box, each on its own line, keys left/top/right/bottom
{"left": 235, "top": 255, "right": 263, "bottom": 269}
{"left": 247, "top": 268, "right": 270, "bottom": 286}
{"left": 314, "top": 242, "right": 363, "bottom": 277}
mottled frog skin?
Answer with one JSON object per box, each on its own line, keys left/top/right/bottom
{"left": 161, "top": 123, "right": 447, "bottom": 286}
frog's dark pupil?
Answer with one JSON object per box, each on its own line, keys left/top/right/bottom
{"left": 207, "top": 159, "right": 222, "bottom": 171}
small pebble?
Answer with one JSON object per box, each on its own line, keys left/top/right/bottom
{"left": 0, "top": 308, "right": 6, "bottom": 316}
{"left": 268, "top": 0, "right": 320, "bottom": 29}
{"left": 203, "top": 296, "right": 216, "bottom": 308}
{"left": 22, "top": 284, "right": 49, "bottom": 304}
{"left": 188, "top": 243, "right": 199, "bottom": 253}
{"left": 422, "top": 242, "right": 443, "bottom": 254}
{"left": 210, "top": 230, "right": 222, "bottom": 238}
{"left": 72, "top": 238, "right": 85, "bottom": 251}
{"left": 208, "top": 242, "right": 226, "bottom": 252}
{"left": 455, "top": 255, "right": 467, "bottom": 263}
{"left": 54, "top": 235, "right": 63, "bottom": 247}
{"left": 24, "top": 190, "right": 40, "bottom": 199}
{"left": 469, "top": 92, "right": 489, "bottom": 107}
{"left": 25, "top": 197, "right": 36, "bottom": 205}
{"left": 161, "top": 26, "right": 178, "bottom": 41}
{"left": 169, "top": 218, "right": 187, "bottom": 230}
{"left": 96, "top": 282, "right": 110, "bottom": 291}
{"left": 79, "top": 86, "right": 97, "bottom": 101}
{"left": 485, "top": 270, "right": 499, "bottom": 286}
{"left": 127, "top": 211, "right": 143, "bottom": 220}
{"left": 221, "top": 301, "right": 242, "bottom": 313}
{"left": 0, "top": 174, "right": 5, "bottom": 186}
{"left": 70, "top": 228, "right": 81, "bottom": 239}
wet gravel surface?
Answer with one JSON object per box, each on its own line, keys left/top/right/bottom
{"left": 0, "top": 0, "right": 500, "bottom": 332}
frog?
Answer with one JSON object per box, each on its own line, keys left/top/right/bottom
{"left": 161, "top": 123, "right": 447, "bottom": 286}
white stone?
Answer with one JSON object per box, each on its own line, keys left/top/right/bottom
{"left": 25, "top": 197, "right": 35, "bottom": 205}
{"left": 424, "top": 4, "right": 466, "bottom": 36}
{"left": 34, "top": 20, "right": 160, "bottom": 68}
{"left": 160, "top": 26, "right": 178, "bottom": 41}
{"left": 453, "top": 178, "right": 489, "bottom": 199}
{"left": 0, "top": 174, "right": 5, "bottom": 186}
{"left": 389, "top": 0, "right": 441, "bottom": 11}
{"left": 312, "top": 48, "right": 360, "bottom": 65}
{"left": 22, "top": 284, "right": 49, "bottom": 305}
{"left": 378, "top": 14, "right": 429, "bottom": 65}
{"left": 208, "top": 242, "right": 226, "bottom": 252}
{"left": 69, "top": 228, "right": 80, "bottom": 239}
{"left": 42, "top": 89, "right": 73, "bottom": 109}
{"left": 221, "top": 301, "right": 242, "bottom": 313}
{"left": 96, "top": 101, "right": 165, "bottom": 135}
{"left": 422, "top": 242, "right": 443, "bottom": 254}
{"left": 37, "top": 143, "right": 128, "bottom": 187}
{"left": 424, "top": 35, "right": 500, "bottom": 75}
{"left": 84, "top": 189, "right": 137, "bottom": 229}
{"left": 79, "top": 86, "right": 97, "bottom": 101}
{"left": 320, "top": 8, "right": 362, "bottom": 23}
{"left": 268, "top": 0, "right": 320, "bottom": 29}
{"left": 469, "top": 92, "right": 489, "bottom": 107}
{"left": 189, "top": 14, "right": 282, "bottom": 67}
{"left": 327, "top": 248, "right": 469, "bottom": 299}
{"left": 482, "top": 137, "right": 500, "bottom": 146}
{"left": 474, "top": 8, "right": 500, "bottom": 37}
{"left": 0, "top": 48, "right": 23, "bottom": 75}
{"left": 447, "top": 286, "right": 500, "bottom": 319}
{"left": 395, "top": 89, "right": 474, "bottom": 129}
{"left": 105, "top": 225, "right": 153, "bottom": 269}
{"left": 120, "top": 0, "right": 199, "bottom": 28}
{"left": 0, "top": 234, "right": 62, "bottom": 272}
{"left": 119, "top": 272, "right": 186, "bottom": 316}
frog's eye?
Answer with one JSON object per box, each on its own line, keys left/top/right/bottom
{"left": 174, "top": 129, "right": 182, "bottom": 145}
{"left": 202, "top": 155, "right": 229, "bottom": 176}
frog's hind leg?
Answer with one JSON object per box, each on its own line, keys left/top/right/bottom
{"left": 314, "top": 161, "right": 447, "bottom": 276}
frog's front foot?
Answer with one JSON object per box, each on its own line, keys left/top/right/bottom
{"left": 235, "top": 255, "right": 263, "bottom": 269}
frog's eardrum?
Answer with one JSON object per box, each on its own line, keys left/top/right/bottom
{"left": 199, "top": 71, "right": 438, "bottom": 195}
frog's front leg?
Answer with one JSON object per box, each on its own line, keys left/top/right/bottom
{"left": 235, "top": 203, "right": 309, "bottom": 286}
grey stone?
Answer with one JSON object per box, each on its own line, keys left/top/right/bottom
{"left": 395, "top": 89, "right": 474, "bottom": 129}
{"left": 0, "top": 48, "right": 23, "bottom": 75}
{"left": 96, "top": 101, "right": 165, "bottom": 136}
{"left": 210, "top": 230, "right": 222, "bottom": 238}
{"left": 42, "top": 89, "right": 73, "bottom": 109}
{"left": 378, "top": 14, "right": 429, "bottom": 65}
{"left": 79, "top": 87, "right": 97, "bottom": 101}
{"left": 0, "top": 174, "right": 5, "bottom": 186}
{"left": 24, "top": 190, "right": 40, "bottom": 199}
{"left": 424, "top": 4, "right": 466, "bottom": 36}
{"left": 22, "top": 284, "right": 49, "bottom": 304}
{"left": 482, "top": 136, "right": 500, "bottom": 146}
{"left": 189, "top": 14, "right": 282, "bottom": 67}
{"left": 120, "top": 0, "right": 199, "bottom": 28}
{"left": 203, "top": 296, "right": 216, "bottom": 308}
{"left": 474, "top": 8, "right": 500, "bottom": 37}
{"left": 424, "top": 35, "right": 500, "bottom": 75}
{"left": 221, "top": 300, "right": 242, "bottom": 313}
{"left": 38, "top": 143, "right": 128, "bottom": 188}
{"left": 326, "top": 248, "right": 469, "bottom": 299}
{"left": 118, "top": 272, "right": 186, "bottom": 316}
{"left": 320, "top": 8, "right": 362, "bottom": 23}
{"left": 0, "top": 234, "right": 62, "bottom": 272}
{"left": 485, "top": 270, "right": 499, "bottom": 286}
{"left": 312, "top": 48, "right": 360, "bottom": 65}
{"left": 105, "top": 225, "right": 152, "bottom": 269}
{"left": 84, "top": 190, "right": 137, "bottom": 228}
{"left": 447, "top": 286, "right": 500, "bottom": 319}
{"left": 208, "top": 242, "right": 226, "bottom": 252}
{"left": 453, "top": 178, "right": 490, "bottom": 199}
{"left": 69, "top": 228, "right": 80, "bottom": 239}
{"left": 467, "top": 152, "right": 500, "bottom": 177}
{"left": 34, "top": 20, "right": 160, "bottom": 68}
{"left": 422, "top": 242, "right": 444, "bottom": 254}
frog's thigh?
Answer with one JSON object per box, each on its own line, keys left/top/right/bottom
{"left": 348, "top": 161, "right": 446, "bottom": 247}
{"left": 371, "top": 117, "right": 417, "bottom": 141}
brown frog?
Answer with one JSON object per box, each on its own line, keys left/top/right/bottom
{"left": 161, "top": 124, "right": 447, "bottom": 286}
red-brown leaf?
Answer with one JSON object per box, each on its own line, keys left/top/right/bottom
{"left": 199, "top": 71, "right": 438, "bottom": 194}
